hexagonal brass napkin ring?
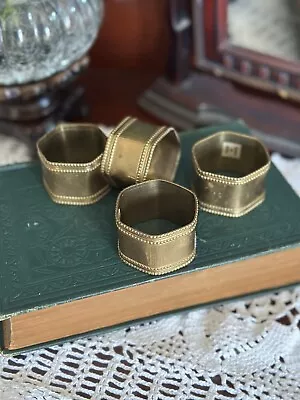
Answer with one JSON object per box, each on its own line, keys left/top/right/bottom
{"left": 116, "top": 180, "right": 199, "bottom": 275}
{"left": 37, "top": 123, "right": 111, "bottom": 205}
{"left": 101, "top": 116, "right": 181, "bottom": 188}
{"left": 192, "top": 131, "right": 271, "bottom": 217}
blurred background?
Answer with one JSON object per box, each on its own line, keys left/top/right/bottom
{"left": 1, "top": 0, "right": 300, "bottom": 162}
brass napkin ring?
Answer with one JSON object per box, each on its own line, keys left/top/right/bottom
{"left": 116, "top": 179, "right": 199, "bottom": 275}
{"left": 101, "top": 116, "right": 181, "bottom": 188}
{"left": 37, "top": 123, "right": 110, "bottom": 205}
{"left": 192, "top": 131, "right": 271, "bottom": 217}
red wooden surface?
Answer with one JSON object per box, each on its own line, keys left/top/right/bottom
{"left": 203, "top": 0, "right": 218, "bottom": 61}
{"left": 79, "top": 68, "right": 162, "bottom": 126}
{"left": 90, "top": 0, "right": 169, "bottom": 73}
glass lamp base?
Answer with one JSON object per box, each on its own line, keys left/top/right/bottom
{"left": 0, "top": 84, "right": 89, "bottom": 147}
{"left": 0, "top": 57, "right": 90, "bottom": 144}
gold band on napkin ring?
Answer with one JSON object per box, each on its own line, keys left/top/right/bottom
{"left": 101, "top": 117, "right": 181, "bottom": 188}
{"left": 192, "top": 131, "right": 271, "bottom": 217}
{"left": 37, "top": 123, "right": 110, "bottom": 205}
{"left": 116, "top": 179, "right": 199, "bottom": 275}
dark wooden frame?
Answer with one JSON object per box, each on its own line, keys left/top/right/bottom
{"left": 139, "top": 0, "right": 300, "bottom": 156}
{"left": 193, "top": 0, "right": 300, "bottom": 102}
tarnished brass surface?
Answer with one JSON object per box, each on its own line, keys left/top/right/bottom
{"left": 100, "top": 117, "right": 181, "bottom": 188}
{"left": 192, "top": 131, "right": 271, "bottom": 217}
{"left": 37, "top": 123, "right": 110, "bottom": 205}
{"left": 116, "top": 180, "right": 199, "bottom": 275}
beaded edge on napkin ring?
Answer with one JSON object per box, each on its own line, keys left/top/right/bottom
{"left": 192, "top": 131, "right": 271, "bottom": 217}
{"left": 37, "top": 123, "right": 111, "bottom": 206}
{"left": 100, "top": 116, "right": 181, "bottom": 188}
{"left": 115, "top": 179, "right": 199, "bottom": 275}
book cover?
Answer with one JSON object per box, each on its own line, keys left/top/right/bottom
{"left": 0, "top": 121, "right": 299, "bottom": 353}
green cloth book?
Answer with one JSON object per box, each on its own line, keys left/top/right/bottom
{"left": 0, "top": 121, "right": 300, "bottom": 354}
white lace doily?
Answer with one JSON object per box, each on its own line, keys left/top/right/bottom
{"left": 0, "top": 131, "right": 299, "bottom": 400}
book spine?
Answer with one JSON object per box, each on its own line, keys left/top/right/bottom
{"left": 0, "top": 320, "right": 4, "bottom": 353}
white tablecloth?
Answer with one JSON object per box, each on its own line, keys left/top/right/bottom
{"left": 0, "top": 130, "right": 299, "bottom": 400}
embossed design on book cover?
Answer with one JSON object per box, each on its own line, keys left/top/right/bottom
{"left": 0, "top": 129, "right": 299, "bottom": 318}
